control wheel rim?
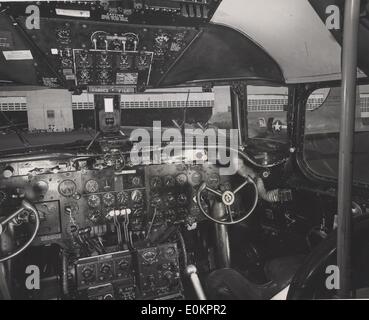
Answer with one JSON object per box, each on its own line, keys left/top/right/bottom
{"left": 196, "top": 178, "right": 258, "bottom": 225}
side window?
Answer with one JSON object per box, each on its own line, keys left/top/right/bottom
{"left": 303, "top": 85, "right": 369, "bottom": 184}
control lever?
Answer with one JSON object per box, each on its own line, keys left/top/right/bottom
{"left": 185, "top": 265, "right": 207, "bottom": 300}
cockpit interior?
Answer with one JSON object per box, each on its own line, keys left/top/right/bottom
{"left": 1, "top": 0, "right": 369, "bottom": 301}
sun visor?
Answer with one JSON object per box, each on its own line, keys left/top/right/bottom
{"left": 159, "top": 24, "right": 284, "bottom": 87}
{"left": 212, "top": 0, "right": 344, "bottom": 84}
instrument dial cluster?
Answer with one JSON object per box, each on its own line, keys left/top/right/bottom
{"left": 70, "top": 166, "right": 147, "bottom": 232}
{"left": 146, "top": 164, "right": 222, "bottom": 226}
{"left": 0, "top": 155, "right": 225, "bottom": 244}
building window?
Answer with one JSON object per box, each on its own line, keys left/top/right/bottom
{"left": 47, "top": 110, "right": 55, "bottom": 119}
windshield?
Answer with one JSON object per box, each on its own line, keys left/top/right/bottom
{"left": 303, "top": 85, "right": 369, "bottom": 184}
{"left": 0, "top": 85, "right": 290, "bottom": 155}
{"left": 209, "top": 85, "right": 289, "bottom": 142}
{"left": 0, "top": 87, "right": 214, "bottom": 151}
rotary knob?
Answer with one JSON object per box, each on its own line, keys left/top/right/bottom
{"left": 82, "top": 267, "right": 94, "bottom": 279}
{"left": 100, "top": 264, "right": 111, "bottom": 274}
{"left": 2, "top": 166, "right": 14, "bottom": 178}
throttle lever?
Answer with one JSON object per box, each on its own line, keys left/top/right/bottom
{"left": 185, "top": 265, "right": 207, "bottom": 300}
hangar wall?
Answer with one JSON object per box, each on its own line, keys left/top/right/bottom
{"left": 0, "top": 88, "right": 74, "bottom": 131}
{"left": 26, "top": 89, "right": 74, "bottom": 131}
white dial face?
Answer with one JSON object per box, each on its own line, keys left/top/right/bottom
{"left": 87, "top": 194, "right": 101, "bottom": 208}
{"left": 103, "top": 192, "right": 115, "bottom": 207}
{"left": 85, "top": 179, "right": 99, "bottom": 193}
{"left": 175, "top": 173, "right": 187, "bottom": 186}
{"left": 117, "top": 191, "right": 129, "bottom": 206}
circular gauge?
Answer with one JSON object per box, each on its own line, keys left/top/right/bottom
{"left": 131, "top": 176, "right": 142, "bottom": 187}
{"left": 87, "top": 194, "right": 101, "bottom": 208}
{"left": 190, "top": 171, "right": 202, "bottom": 185}
{"left": 117, "top": 191, "right": 129, "bottom": 206}
{"left": 163, "top": 175, "right": 175, "bottom": 187}
{"left": 150, "top": 176, "right": 162, "bottom": 189}
{"left": 131, "top": 189, "right": 143, "bottom": 204}
{"left": 207, "top": 174, "right": 220, "bottom": 188}
{"left": 58, "top": 180, "right": 77, "bottom": 197}
{"left": 175, "top": 173, "right": 187, "bottom": 186}
{"left": 85, "top": 179, "right": 99, "bottom": 193}
{"left": 102, "top": 192, "right": 115, "bottom": 207}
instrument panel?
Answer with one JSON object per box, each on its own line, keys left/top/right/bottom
{"left": 0, "top": 151, "right": 224, "bottom": 247}
{"left": 13, "top": 14, "right": 200, "bottom": 91}
{"left": 7, "top": 1, "right": 221, "bottom": 26}
{"left": 2, "top": 0, "right": 223, "bottom": 90}
{"left": 75, "top": 243, "right": 183, "bottom": 300}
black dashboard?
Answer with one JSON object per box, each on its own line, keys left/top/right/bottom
{"left": 0, "top": 137, "right": 247, "bottom": 299}
{"left": 0, "top": 148, "right": 225, "bottom": 248}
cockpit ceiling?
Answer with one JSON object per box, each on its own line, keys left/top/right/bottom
{"left": 2, "top": 0, "right": 369, "bottom": 90}
{"left": 0, "top": 1, "right": 285, "bottom": 90}
{"left": 0, "top": 14, "right": 39, "bottom": 86}
{"left": 211, "top": 0, "right": 344, "bottom": 84}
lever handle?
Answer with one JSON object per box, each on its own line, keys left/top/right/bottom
{"left": 185, "top": 265, "right": 207, "bottom": 300}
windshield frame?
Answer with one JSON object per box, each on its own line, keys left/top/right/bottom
{"left": 294, "top": 81, "right": 369, "bottom": 189}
